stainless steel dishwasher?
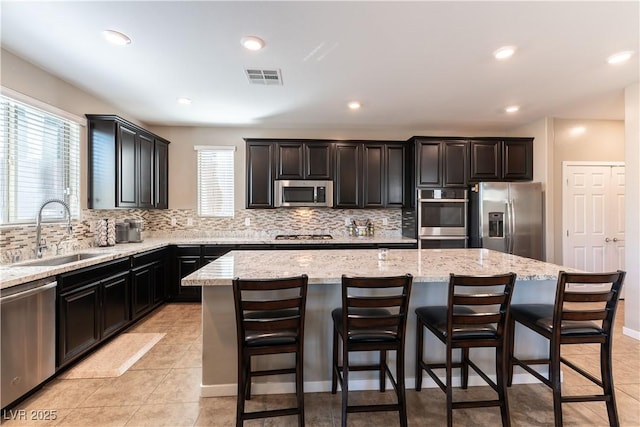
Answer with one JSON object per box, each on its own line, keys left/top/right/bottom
{"left": 1, "top": 278, "right": 56, "bottom": 408}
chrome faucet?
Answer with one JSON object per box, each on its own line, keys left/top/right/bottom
{"left": 36, "top": 199, "right": 72, "bottom": 258}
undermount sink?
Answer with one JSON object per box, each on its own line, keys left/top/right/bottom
{"left": 15, "top": 253, "right": 106, "bottom": 267}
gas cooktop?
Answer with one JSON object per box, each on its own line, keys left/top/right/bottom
{"left": 275, "top": 234, "right": 333, "bottom": 240}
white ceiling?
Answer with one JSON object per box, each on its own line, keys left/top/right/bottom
{"left": 1, "top": 1, "right": 638, "bottom": 132}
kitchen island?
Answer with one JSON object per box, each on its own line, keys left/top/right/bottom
{"left": 182, "top": 248, "right": 578, "bottom": 397}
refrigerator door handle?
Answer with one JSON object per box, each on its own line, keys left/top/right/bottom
{"left": 508, "top": 200, "right": 516, "bottom": 254}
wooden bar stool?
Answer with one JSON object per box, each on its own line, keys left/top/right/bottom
{"left": 415, "top": 272, "right": 517, "bottom": 427}
{"left": 507, "top": 270, "right": 625, "bottom": 427}
{"left": 331, "top": 274, "right": 413, "bottom": 427}
{"left": 232, "top": 274, "right": 308, "bottom": 427}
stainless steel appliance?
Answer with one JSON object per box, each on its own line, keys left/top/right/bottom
{"left": 469, "top": 182, "right": 543, "bottom": 260}
{"left": 116, "top": 222, "right": 128, "bottom": 243}
{"left": 417, "top": 188, "right": 468, "bottom": 249}
{"left": 126, "top": 219, "right": 144, "bottom": 242}
{"left": 274, "top": 180, "right": 333, "bottom": 208}
{"left": 1, "top": 279, "right": 56, "bottom": 408}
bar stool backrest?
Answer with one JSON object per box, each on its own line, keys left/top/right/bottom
{"left": 341, "top": 274, "right": 413, "bottom": 342}
{"left": 447, "top": 272, "right": 517, "bottom": 343}
{"left": 233, "top": 275, "right": 309, "bottom": 346}
{"left": 552, "top": 271, "right": 625, "bottom": 337}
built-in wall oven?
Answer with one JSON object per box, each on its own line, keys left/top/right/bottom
{"left": 418, "top": 188, "right": 468, "bottom": 249}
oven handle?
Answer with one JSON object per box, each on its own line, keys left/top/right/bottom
{"left": 419, "top": 236, "right": 468, "bottom": 240}
{"left": 418, "top": 199, "right": 468, "bottom": 203}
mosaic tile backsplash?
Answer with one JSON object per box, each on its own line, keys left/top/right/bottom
{"left": 0, "top": 208, "right": 402, "bottom": 264}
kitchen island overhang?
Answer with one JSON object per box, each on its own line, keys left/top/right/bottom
{"left": 183, "top": 249, "right": 578, "bottom": 397}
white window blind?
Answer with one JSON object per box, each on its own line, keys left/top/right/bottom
{"left": 0, "top": 95, "right": 80, "bottom": 225}
{"left": 195, "top": 145, "right": 235, "bottom": 217}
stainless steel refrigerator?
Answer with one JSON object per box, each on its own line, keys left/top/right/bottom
{"left": 469, "top": 182, "right": 543, "bottom": 260}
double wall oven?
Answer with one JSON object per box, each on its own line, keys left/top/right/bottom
{"left": 417, "top": 188, "right": 468, "bottom": 249}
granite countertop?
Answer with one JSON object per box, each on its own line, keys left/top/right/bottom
{"left": 182, "top": 248, "right": 581, "bottom": 286}
{"left": 0, "top": 236, "right": 416, "bottom": 289}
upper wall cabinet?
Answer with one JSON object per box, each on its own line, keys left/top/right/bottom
{"left": 276, "top": 141, "right": 332, "bottom": 180}
{"left": 469, "top": 138, "right": 533, "bottom": 182}
{"left": 87, "top": 115, "right": 170, "bottom": 209}
{"left": 412, "top": 137, "right": 468, "bottom": 187}
{"left": 245, "top": 140, "right": 274, "bottom": 208}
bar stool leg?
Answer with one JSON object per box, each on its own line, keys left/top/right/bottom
{"left": 496, "top": 344, "right": 511, "bottom": 427}
{"left": 507, "top": 316, "right": 516, "bottom": 387}
{"left": 236, "top": 354, "right": 247, "bottom": 427}
{"left": 550, "top": 342, "right": 563, "bottom": 427}
{"left": 397, "top": 347, "right": 408, "bottom": 427}
{"left": 446, "top": 344, "right": 453, "bottom": 427}
{"left": 332, "top": 328, "right": 339, "bottom": 394}
{"left": 415, "top": 318, "right": 424, "bottom": 391}
{"left": 380, "top": 350, "right": 387, "bottom": 392}
{"left": 461, "top": 348, "right": 470, "bottom": 389}
{"left": 296, "top": 348, "right": 305, "bottom": 426}
{"left": 601, "top": 339, "right": 620, "bottom": 427}
{"left": 341, "top": 344, "right": 349, "bottom": 427}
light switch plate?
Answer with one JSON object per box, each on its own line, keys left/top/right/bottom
{"left": 382, "top": 217, "right": 388, "bottom": 226}
{"left": 245, "top": 218, "right": 251, "bottom": 226}
{"left": 170, "top": 217, "right": 177, "bottom": 226}
{"left": 187, "top": 218, "right": 193, "bottom": 226}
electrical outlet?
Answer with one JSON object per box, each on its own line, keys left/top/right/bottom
{"left": 382, "top": 217, "right": 388, "bottom": 226}
{"left": 344, "top": 218, "right": 351, "bottom": 226}
{"left": 245, "top": 217, "right": 251, "bottom": 226}
{"left": 170, "top": 217, "right": 177, "bottom": 226}
{"left": 187, "top": 217, "right": 193, "bottom": 227}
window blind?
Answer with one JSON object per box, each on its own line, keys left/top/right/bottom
{"left": 0, "top": 95, "right": 80, "bottom": 224}
{"left": 195, "top": 146, "right": 235, "bottom": 217}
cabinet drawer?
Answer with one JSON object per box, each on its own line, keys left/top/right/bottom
{"left": 132, "top": 248, "right": 167, "bottom": 267}
{"left": 57, "top": 258, "right": 130, "bottom": 292}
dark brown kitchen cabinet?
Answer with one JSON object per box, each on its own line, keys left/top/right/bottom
{"left": 246, "top": 140, "right": 274, "bottom": 208}
{"left": 413, "top": 137, "right": 468, "bottom": 187}
{"left": 132, "top": 249, "right": 168, "bottom": 316}
{"left": 87, "top": 115, "right": 170, "bottom": 209}
{"left": 334, "top": 143, "right": 361, "bottom": 208}
{"left": 469, "top": 138, "right": 533, "bottom": 182}
{"left": 154, "top": 140, "right": 169, "bottom": 209}
{"left": 57, "top": 258, "right": 131, "bottom": 368}
{"left": 336, "top": 142, "right": 406, "bottom": 208}
{"left": 276, "top": 141, "right": 332, "bottom": 180}
{"left": 170, "top": 245, "right": 203, "bottom": 302}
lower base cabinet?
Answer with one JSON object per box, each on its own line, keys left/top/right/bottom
{"left": 132, "top": 249, "right": 168, "bottom": 319}
{"left": 57, "top": 259, "right": 131, "bottom": 368}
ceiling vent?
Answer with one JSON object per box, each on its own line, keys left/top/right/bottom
{"left": 245, "top": 68, "right": 283, "bottom": 85}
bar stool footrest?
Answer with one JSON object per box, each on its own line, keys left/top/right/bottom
{"left": 242, "top": 407, "right": 301, "bottom": 420}
{"left": 347, "top": 403, "right": 400, "bottom": 414}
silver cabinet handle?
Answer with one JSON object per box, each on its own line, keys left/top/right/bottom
{"left": 605, "top": 237, "right": 611, "bottom": 242}
{"left": 613, "top": 237, "right": 619, "bottom": 242}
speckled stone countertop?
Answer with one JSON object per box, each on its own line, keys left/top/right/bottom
{"left": 182, "top": 248, "right": 581, "bottom": 286}
{"left": 0, "top": 236, "right": 416, "bottom": 290}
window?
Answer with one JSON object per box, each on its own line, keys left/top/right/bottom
{"left": 195, "top": 145, "right": 235, "bottom": 217}
{"left": 0, "top": 94, "right": 81, "bottom": 224}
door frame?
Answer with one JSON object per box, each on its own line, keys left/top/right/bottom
{"left": 562, "top": 160, "right": 625, "bottom": 273}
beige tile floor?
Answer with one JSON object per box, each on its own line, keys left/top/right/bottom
{"left": 2, "top": 302, "right": 638, "bottom": 426}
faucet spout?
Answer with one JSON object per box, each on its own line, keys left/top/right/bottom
{"left": 36, "top": 199, "right": 72, "bottom": 258}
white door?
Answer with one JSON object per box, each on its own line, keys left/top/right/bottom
{"left": 562, "top": 162, "right": 625, "bottom": 293}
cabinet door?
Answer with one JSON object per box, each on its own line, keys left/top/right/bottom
{"left": 386, "top": 144, "right": 405, "bottom": 207}
{"left": 58, "top": 284, "right": 101, "bottom": 367}
{"left": 246, "top": 142, "right": 274, "bottom": 208}
{"left": 469, "top": 140, "right": 500, "bottom": 181}
{"left": 305, "top": 142, "right": 332, "bottom": 179}
{"left": 154, "top": 140, "right": 169, "bottom": 209}
{"left": 117, "top": 125, "right": 138, "bottom": 207}
{"left": 131, "top": 264, "right": 153, "bottom": 319}
{"left": 443, "top": 141, "right": 468, "bottom": 186}
{"left": 335, "top": 143, "right": 361, "bottom": 208}
{"left": 502, "top": 139, "right": 533, "bottom": 180}
{"left": 138, "top": 133, "right": 154, "bottom": 208}
{"left": 276, "top": 142, "right": 304, "bottom": 179}
{"left": 152, "top": 261, "right": 167, "bottom": 305}
{"left": 417, "top": 140, "right": 442, "bottom": 186}
{"left": 363, "top": 144, "right": 384, "bottom": 207}
{"left": 172, "top": 255, "right": 202, "bottom": 302}
{"left": 102, "top": 271, "right": 130, "bottom": 338}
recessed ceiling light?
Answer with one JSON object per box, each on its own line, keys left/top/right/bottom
{"left": 348, "top": 101, "right": 361, "bottom": 110}
{"left": 607, "top": 51, "right": 634, "bottom": 65}
{"left": 570, "top": 126, "right": 586, "bottom": 136}
{"left": 102, "top": 30, "right": 131, "bottom": 46}
{"left": 505, "top": 105, "right": 520, "bottom": 113}
{"left": 177, "top": 97, "right": 192, "bottom": 105}
{"left": 241, "top": 36, "right": 265, "bottom": 51}
{"left": 494, "top": 46, "right": 516, "bottom": 60}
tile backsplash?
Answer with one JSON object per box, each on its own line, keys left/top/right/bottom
{"left": 0, "top": 208, "right": 402, "bottom": 264}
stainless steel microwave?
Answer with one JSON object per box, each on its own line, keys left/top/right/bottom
{"left": 274, "top": 180, "right": 333, "bottom": 208}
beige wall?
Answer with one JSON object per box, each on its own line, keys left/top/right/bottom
{"left": 552, "top": 119, "right": 625, "bottom": 264}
